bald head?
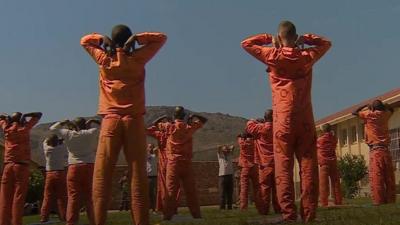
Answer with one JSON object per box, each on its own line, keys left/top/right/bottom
{"left": 174, "top": 106, "right": 186, "bottom": 120}
{"left": 321, "top": 123, "right": 332, "bottom": 133}
{"left": 112, "top": 24, "right": 132, "bottom": 48}
{"left": 371, "top": 100, "right": 385, "bottom": 111}
{"left": 278, "top": 20, "right": 298, "bottom": 46}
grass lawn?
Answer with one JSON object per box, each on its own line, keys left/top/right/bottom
{"left": 23, "top": 198, "right": 400, "bottom": 225}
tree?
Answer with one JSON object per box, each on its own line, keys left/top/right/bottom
{"left": 337, "top": 153, "right": 368, "bottom": 199}
{"left": 26, "top": 168, "right": 45, "bottom": 204}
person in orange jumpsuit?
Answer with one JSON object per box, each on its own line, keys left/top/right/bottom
{"left": 0, "top": 112, "right": 42, "bottom": 225}
{"left": 81, "top": 24, "right": 167, "bottom": 225}
{"left": 353, "top": 100, "right": 396, "bottom": 205}
{"left": 146, "top": 117, "right": 181, "bottom": 213}
{"left": 157, "top": 106, "right": 207, "bottom": 220}
{"left": 241, "top": 21, "right": 332, "bottom": 222}
{"left": 40, "top": 134, "right": 68, "bottom": 222}
{"left": 317, "top": 123, "right": 342, "bottom": 207}
{"left": 237, "top": 132, "right": 265, "bottom": 214}
{"left": 246, "top": 109, "right": 280, "bottom": 214}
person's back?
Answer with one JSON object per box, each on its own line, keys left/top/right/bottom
{"left": 81, "top": 30, "right": 167, "bottom": 116}
{"left": 162, "top": 119, "right": 203, "bottom": 161}
{"left": 317, "top": 132, "right": 337, "bottom": 164}
{"left": 360, "top": 110, "right": 391, "bottom": 146}
{"left": 43, "top": 140, "right": 68, "bottom": 171}
{"left": 238, "top": 136, "right": 255, "bottom": 168}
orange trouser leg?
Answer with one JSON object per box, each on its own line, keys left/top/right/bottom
{"left": 0, "top": 163, "right": 30, "bottom": 225}
{"left": 318, "top": 164, "right": 330, "bottom": 207}
{"left": 67, "top": 164, "right": 94, "bottom": 225}
{"left": 250, "top": 166, "right": 265, "bottom": 215}
{"left": 369, "top": 149, "right": 396, "bottom": 205}
{"left": 156, "top": 164, "right": 166, "bottom": 212}
{"left": 180, "top": 162, "right": 201, "bottom": 218}
{"left": 259, "top": 165, "right": 274, "bottom": 214}
{"left": 329, "top": 161, "right": 342, "bottom": 205}
{"left": 274, "top": 137, "right": 296, "bottom": 221}
{"left": 163, "top": 161, "right": 200, "bottom": 220}
{"left": 296, "top": 136, "right": 318, "bottom": 222}
{"left": 383, "top": 151, "right": 396, "bottom": 203}
{"left": 274, "top": 116, "right": 318, "bottom": 222}
{"left": 240, "top": 167, "right": 251, "bottom": 210}
{"left": 260, "top": 164, "right": 280, "bottom": 214}
{"left": 163, "top": 161, "right": 179, "bottom": 220}
{"left": 93, "top": 115, "right": 149, "bottom": 225}
{"left": 271, "top": 179, "right": 281, "bottom": 214}
{"left": 41, "top": 171, "right": 67, "bottom": 222}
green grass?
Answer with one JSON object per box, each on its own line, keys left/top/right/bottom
{"left": 23, "top": 198, "right": 400, "bottom": 225}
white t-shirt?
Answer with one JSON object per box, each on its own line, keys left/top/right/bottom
{"left": 43, "top": 141, "right": 68, "bottom": 171}
{"left": 217, "top": 152, "right": 233, "bottom": 176}
{"left": 147, "top": 153, "right": 158, "bottom": 177}
{"left": 50, "top": 122, "right": 99, "bottom": 165}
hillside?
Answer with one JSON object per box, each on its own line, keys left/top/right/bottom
{"left": 0, "top": 106, "right": 248, "bottom": 166}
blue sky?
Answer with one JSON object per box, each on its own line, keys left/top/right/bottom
{"left": 0, "top": 0, "right": 399, "bottom": 122}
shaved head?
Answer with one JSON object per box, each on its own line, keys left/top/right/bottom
{"left": 111, "top": 24, "right": 132, "bottom": 48}
{"left": 321, "top": 123, "right": 332, "bottom": 133}
{"left": 278, "top": 21, "right": 297, "bottom": 40}
{"left": 371, "top": 99, "right": 385, "bottom": 111}
{"left": 174, "top": 106, "right": 186, "bottom": 120}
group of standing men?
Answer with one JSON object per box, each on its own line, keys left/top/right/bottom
{"left": 0, "top": 20, "right": 397, "bottom": 225}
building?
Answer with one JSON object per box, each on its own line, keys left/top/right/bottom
{"left": 311, "top": 88, "right": 400, "bottom": 196}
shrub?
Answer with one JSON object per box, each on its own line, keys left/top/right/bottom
{"left": 26, "top": 168, "right": 45, "bottom": 204}
{"left": 337, "top": 153, "right": 368, "bottom": 199}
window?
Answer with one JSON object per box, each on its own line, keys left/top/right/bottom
{"left": 359, "top": 123, "right": 365, "bottom": 141}
{"left": 389, "top": 128, "right": 400, "bottom": 162}
{"left": 341, "top": 129, "right": 348, "bottom": 146}
{"left": 351, "top": 126, "right": 357, "bottom": 143}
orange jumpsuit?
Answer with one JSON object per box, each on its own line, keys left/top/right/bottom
{"left": 359, "top": 109, "right": 396, "bottom": 205}
{"left": 159, "top": 120, "right": 203, "bottom": 220}
{"left": 238, "top": 137, "right": 264, "bottom": 214}
{"left": 317, "top": 132, "right": 342, "bottom": 206}
{"left": 246, "top": 120, "right": 280, "bottom": 214}
{"left": 81, "top": 32, "right": 167, "bottom": 225}
{"left": 242, "top": 33, "right": 331, "bottom": 222}
{"left": 0, "top": 117, "right": 39, "bottom": 225}
{"left": 146, "top": 126, "right": 181, "bottom": 212}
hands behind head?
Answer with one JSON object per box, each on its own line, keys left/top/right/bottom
{"left": 272, "top": 35, "right": 281, "bottom": 48}
{"left": 256, "top": 118, "right": 265, "bottom": 123}
{"left": 295, "top": 35, "right": 304, "bottom": 49}
{"left": 102, "top": 36, "right": 115, "bottom": 56}
{"left": 123, "top": 35, "right": 137, "bottom": 53}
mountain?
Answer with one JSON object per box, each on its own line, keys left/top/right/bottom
{"left": 0, "top": 106, "right": 248, "bottom": 166}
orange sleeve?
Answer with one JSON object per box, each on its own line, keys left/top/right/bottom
{"left": 358, "top": 110, "right": 369, "bottom": 120}
{"left": 241, "top": 34, "right": 274, "bottom": 64}
{"left": 146, "top": 126, "right": 160, "bottom": 138}
{"left": 246, "top": 120, "right": 261, "bottom": 137}
{"left": 25, "top": 117, "right": 40, "bottom": 129}
{"left": 134, "top": 32, "right": 167, "bottom": 64}
{"left": 302, "top": 33, "right": 332, "bottom": 65}
{"left": 80, "top": 33, "right": 111, "bottom": 66}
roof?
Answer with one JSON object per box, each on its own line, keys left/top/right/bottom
{"left": 315, "top": 88, "right": 400, "bottom": 126}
